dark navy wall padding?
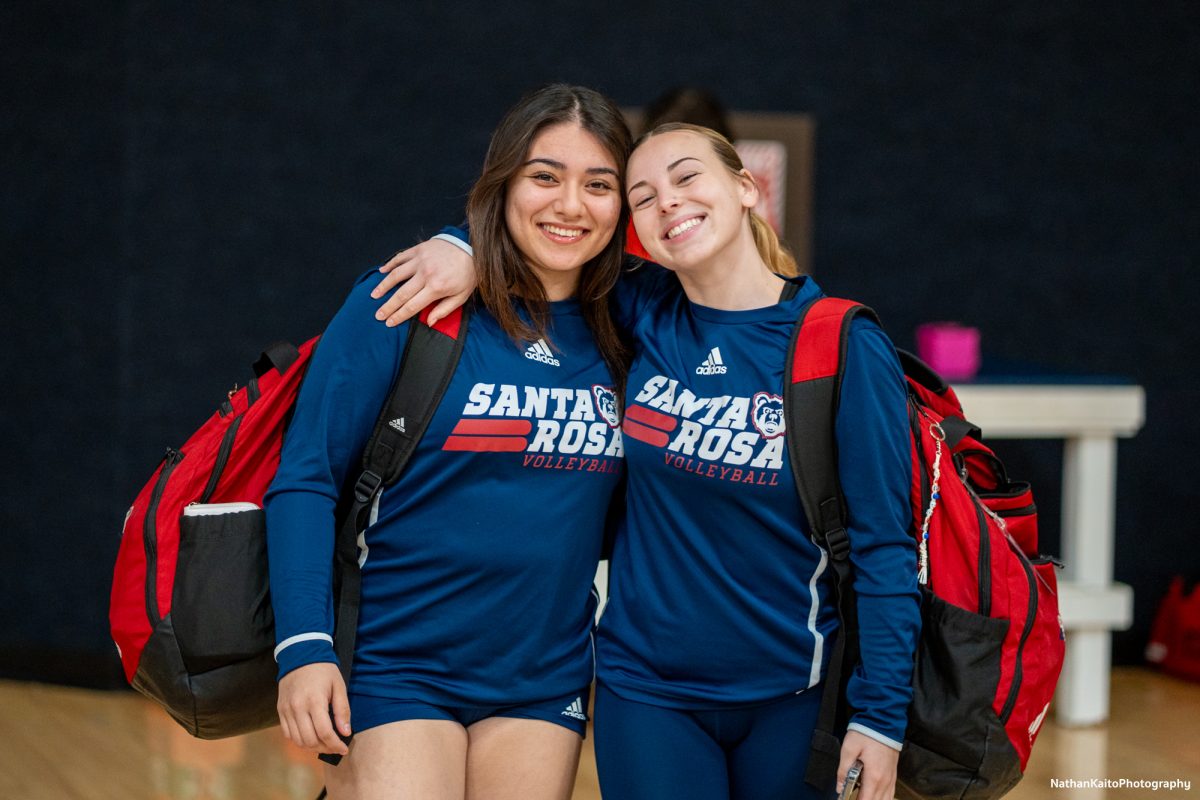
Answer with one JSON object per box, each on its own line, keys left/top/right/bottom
{"left": 2, "top": 1, "right": 1197, "bottom": 686}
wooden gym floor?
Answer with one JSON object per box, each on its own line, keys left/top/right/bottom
{"left": 1, "top": 667, "right": 1196, "bottom": 799}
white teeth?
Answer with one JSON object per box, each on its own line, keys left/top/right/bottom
{"left": 666, "top": 217, "right": 703, "bottom": 239}
{"left": 541, "top": 224, "right": 584, "bottom": 239}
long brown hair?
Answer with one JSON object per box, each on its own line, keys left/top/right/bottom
{"left": 467, "top": 84, "right": 631, "bottom": 391}
{"left": 632, "top": 122, "right": 799, "bottom": 276}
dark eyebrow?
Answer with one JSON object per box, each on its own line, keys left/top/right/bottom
{"left": 524, "top": 158, "right": 618, "bottom": 179}
{"left": 668, "top": 157, "right": 703, "bottom": 172}
{"left": 626, "top": 157, "right": 703, "bottom": 197}
{"left": 524, "top": 158, "right": 565, "bottom": 170}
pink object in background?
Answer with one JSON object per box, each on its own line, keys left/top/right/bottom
{"left": 915, "top": 322, "right": 981, "bottom": 381}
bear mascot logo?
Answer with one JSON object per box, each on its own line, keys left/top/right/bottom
{"left": 592, "top": 385, "right": 621, "bottom": 428}
{"left": 751, "top": 392, "right": 785, "bottom": 439}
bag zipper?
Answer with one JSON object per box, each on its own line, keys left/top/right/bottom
{"left": 999, "top": 549, "right": 1038, "bottom": 723}
{"left": 957, "top": 462, "right": 993, "bottom": 615}
{"left": 973, "top": 498, "right": 991, "bottom": 616}
{"left": 967, "top": 479, "right": 1053, "bottom": 723}
{"left": 995, "top": 503, "right": 1037, "bottom": 517}
{"left": 1032, "top": 554, "right": 1065, "bottom": 570}
{"left": 198, "top": 414, "right": 243, "bottom": 504}
{"left": 144, "top": 447, "right": 184, "bottom": 626}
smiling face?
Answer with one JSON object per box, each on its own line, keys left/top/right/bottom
{"left": 626, "top": 129, "right": 759, "bottom": 273}
{"left": 504, "top": 122, "right": 622, "bottom": 299}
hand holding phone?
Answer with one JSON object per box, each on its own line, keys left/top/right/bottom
{"left": 839, "top": 758, "right": 863, "bottom": 800}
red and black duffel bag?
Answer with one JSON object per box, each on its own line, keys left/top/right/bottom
{"left": 110, "top": 305, "right": 469, "bottom": 739}
{"left": 787, "top": 297, "right": 1066, "bottom": 800}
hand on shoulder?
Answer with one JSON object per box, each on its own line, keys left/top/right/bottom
{"left": 372, "top": 238, "right": 477, "bottom": 327}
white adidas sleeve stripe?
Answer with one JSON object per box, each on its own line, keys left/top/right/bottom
{"left": 846, "top": 722, "right": 904, "bottom": 751}
{"left": 432, "top": 233, "right": 474, "bottom": 257}
{"left": 274, "top": 632, "right": 334, "bottom": 661}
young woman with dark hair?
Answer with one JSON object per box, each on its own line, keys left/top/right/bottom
{"left": 265, "top": 84, "right": 630, "bottom": 800}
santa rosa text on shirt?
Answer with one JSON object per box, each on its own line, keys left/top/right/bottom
{"left": 449, "top": 382, "right": 624, "bottom": 465}
{"left": 631, "top": 375, "right": 786, "bottom": 473}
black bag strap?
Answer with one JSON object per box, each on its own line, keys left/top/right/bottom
{"left": 937, "top": 415, "right": 980, "bottom": 451}
{"left": 896, "top": 349, "right": 981, "bottom": 447}
{"left": 783, "top": 296, "right": 879, "bottom": 791}
{"left": 317, "top": 304, "right": 472, "bottom": 768}
{"left": 254, "top": 340, "right": 302, "bottom": 377}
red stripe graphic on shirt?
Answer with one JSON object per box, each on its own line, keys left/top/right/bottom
{"left": 443, "top": 436, "right": 529, "bottom": 452}
{"left": 443, "top": 419, "right": 532, "bottom": 451}
{"left": 624, "top": 404, "right": 678, "bottom": 432}
{"left": 623, "top": 403, "right": 678, "bottom": 447}
{"left": 622, "top": 419, "right": 670, "bottom": 448}
{"left": 451, "top": 419, "right": 534, "bottom": 436}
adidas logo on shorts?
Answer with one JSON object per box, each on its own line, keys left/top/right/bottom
{"left": 696, "top": 347, "right": 727, "bottom": 375}
{"left": 525, "top": 339, "right": 561, "bottom": 367}
{"left": 561, "top": 697, "right": 587, "bottom": 720}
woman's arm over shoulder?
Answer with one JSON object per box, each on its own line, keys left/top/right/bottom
{"left": 371, "top": 224, "right": 680, "bottom": 336}
{"left": 835, "top": 316, "right": 921, "bottom": 749}
{"left": 374, "top": 227, "right": 477, "bottom": 327}
{"left": 265, "top": 269, "right": 412, "bottom": 679}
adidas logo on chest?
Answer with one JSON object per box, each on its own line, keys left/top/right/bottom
{"left": 525, "top": 338, "right": 560, "bottom": 367}
{"left": 696, "top": 347, "right": 728, "bottom": 375}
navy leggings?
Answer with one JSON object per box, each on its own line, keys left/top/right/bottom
{"left": 593, "top": 683, "right": 835, "bottom": 800}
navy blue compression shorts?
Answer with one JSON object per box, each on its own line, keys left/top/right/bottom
{"left": 593, "top": 682, "right": 834, "bottom": 800}
{"left": 349, "top": 688, "right": 590, "bottom": 738}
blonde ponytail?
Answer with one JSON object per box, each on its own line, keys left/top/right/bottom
{"left": 749, "top": 211, "right": 798, "bottom": 276}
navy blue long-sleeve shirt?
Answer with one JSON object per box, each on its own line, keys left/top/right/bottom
{"left": 595, "top": 266, "right": 919, "bottom": 748}
{"left": 266, "top": 270, "right": 623, "bottom": 705}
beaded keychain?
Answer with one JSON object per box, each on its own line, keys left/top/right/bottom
{"left": 916, "top": 420, "right": 945, "bottom": 586}
{"left": 919, "top": 415, "right": 1058, "bottom": 595}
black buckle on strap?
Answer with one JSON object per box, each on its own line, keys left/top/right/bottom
{"left": 824, "top": 528, "right": 851, "bottom": 560}
{"left": 353, "top": 470, "right": 383, "bottom": 504}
